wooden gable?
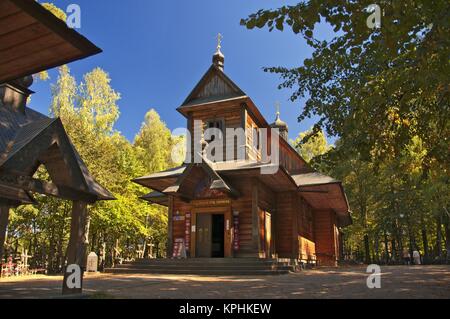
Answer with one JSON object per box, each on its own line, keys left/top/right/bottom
{"left": 163, "top": 160, "right": 239, "bottom": 200}
{"left": 179, "top": 65, "right": 246, "bottom": 109}
{"left": 0, "top": 118, "right": 114, "bottom": 202}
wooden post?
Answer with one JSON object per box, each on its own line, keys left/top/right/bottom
{"left": 291, "top": 194, "right": 299, "bottom": 259}
{"left": 0, "top": 205, "right": 10, "bottom": 260}
{"left": 167, "top": 196, "right": 174, "bottom": 258}
{"left": 62, "top": 200, "right": 89, "bottom": 295}
{"left": 251, "top": 178, "right": 261, "bottom": 256}
{"left": 224, "top": 207, "right": 232, "bottom": 258}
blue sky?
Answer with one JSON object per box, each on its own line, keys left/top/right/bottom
{"left": 31, "top": 0, "right": 336, "bottom": 143}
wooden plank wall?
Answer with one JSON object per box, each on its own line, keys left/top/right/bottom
{"left": 195, "top": 74, "right": 235, "bottom": 99}
{"left": 296, "top": 196, "right": 316, "bottom": 261}
{"left": 187, "top": 102, "right": 244, "bottom": 162}
{"left": 313, "top": 209, "right": 338, "bottom": 266}
{"left": 298, "top": 197, "right": 314, "bottom": 241}
{"left": 275, "top": 192, "right": 295, "bottom": 258}
{"left": 245, "top": 112, "right": 306, "bottom": 173}
{"left": 172, "top": 198, "right": 191, "bottom": 248}
{"left": 279, "top": 141, "right": 305, "bottom": 173}
{"left": 230, "top": 177, "right": 255, "bottom": 254}
{"left": 298, "top": 236, "right": 316, "bottom": 262}
{"left": 246, "top": 113, "right": 261, "bottom": 162}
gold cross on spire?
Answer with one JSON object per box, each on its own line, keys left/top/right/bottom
{"left": 275, "top": 101, "right": 281, "bottom": 115}
{"left": 216, "top": 33, "right": 223, "bottom": 53}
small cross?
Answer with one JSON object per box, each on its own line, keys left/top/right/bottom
{"left": 275, "top": 101, "right": 281, "bottom": 115}
{"left": 216, "top": 33, "right": 223, "bottom": 52}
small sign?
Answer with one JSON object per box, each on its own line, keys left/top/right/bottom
{"left": 192, "top": 199, "right": 231, "bottom": 207}
{"left": 173, "top": 238, "right": 186, "bottom": 258}
{"left": 185, "top": 213, "right": 191, "bottom": 254}
{"left": 233, "top": 213, "right": 240, "bottom": 251}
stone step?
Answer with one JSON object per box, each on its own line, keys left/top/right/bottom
{"left": 112, "top": 264, "right": 292, "bottom": 270}
{"left": 104, "top": 258, "right": 295, "bottom": 276}
{"left": 128, "top": 258, "right": 289, "bottom": 264}
{"left": 104, "top": 267, "right": 290, "bottom": 276}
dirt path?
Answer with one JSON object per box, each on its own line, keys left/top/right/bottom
{"left": 0, "top": 265, "right": 449, "bottom": 299}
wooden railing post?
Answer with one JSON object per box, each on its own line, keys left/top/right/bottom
{"left": 62, "top": 200, "right": 89, "bottom": 295}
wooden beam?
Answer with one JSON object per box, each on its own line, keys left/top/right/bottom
{"left": 0, "top": 173, "right": 96, "bottom": 203}
{"left": 167, "top": 196, "right": 174, "bottom": 258}
{"left": 0, "top": 182, "right": 34, "bottom": 204}
{"left": 291, "top": 194, "right": 299, "bottom": 259}
{"left": 62, "top": 201, "right": 89, "bottom": 295}
{"left": 251, "top": 178, "right": 261, "bottom": 255}
{"left": 0, "top": 205, "right": 10, "bottom": 259}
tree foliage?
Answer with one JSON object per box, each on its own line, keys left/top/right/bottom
{"left": 291, "top": 128, "right": 330, "bottom": 163}
{"left": 241, "top": 1, "right": 449, "bottom": 168}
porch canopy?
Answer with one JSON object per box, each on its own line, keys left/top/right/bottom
{"left": 134, "top": 161, "right": 351, "bottom": 227}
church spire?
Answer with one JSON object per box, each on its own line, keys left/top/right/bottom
{"left": 212, "top": 33, "right": 225, "bottom": 71}
{"left": 270, "top": 102, "right": 289, "bottom": 141}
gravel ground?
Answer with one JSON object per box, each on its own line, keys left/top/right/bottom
{"left": 0, "top": 265, "right": 449, "bottom": 299}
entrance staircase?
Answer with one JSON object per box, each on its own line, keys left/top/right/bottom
{"left": 105, "top": 258, "right": 295, "bottom": 276}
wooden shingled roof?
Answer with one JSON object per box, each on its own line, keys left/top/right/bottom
{"left": 134, "top": 161, "right": 351, "bottom": 226}
{"left": 0, "top": 102, "right": 114, "bottom": 202}
{"left": 0, "top": 0, "right": 102, "bottom": 84}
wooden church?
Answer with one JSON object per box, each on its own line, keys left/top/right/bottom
{"left": 134, "top": 40, "right": 351, "bottom": 266}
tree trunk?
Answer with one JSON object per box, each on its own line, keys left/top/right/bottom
{"left": 421, "top": 227, "right": 429, "bottom": 264}
{"left": 391, "top": 239, "right": 397, "bottom": 263}
{"left": 383, "top": 231, "right": 390, "bottom": 264}
{"left": 394, "top": 219, "right": 403, "bottom": 262}
{"left": 364, "top": 234, "right": 371, "bottom": 264}
{"left": 374, "top": 232, "right": 380, "bottom": 263}
{"left": 0, "top": 205, "right": 10, "bottom": 260}
{"left": 436, "top": 215, "right": 443, "bottom": 259}
{"left": 443, "top": 211, "right": 450, "bottom": 262}
{"left": 48, "top": 230, "right": 56, "bottom": 273}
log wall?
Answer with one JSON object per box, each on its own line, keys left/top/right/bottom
{"left": 313, "top": 209, "right": 339, "bottom": 266}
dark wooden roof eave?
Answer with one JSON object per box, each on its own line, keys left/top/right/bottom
{"left": 176, "top": 95, "right": 248, "bottom": 118}
{"left": 298, "top": 181, "right": 351, "bottom": 225}
{"left": 140, "top": 191, "right": 169, "bottom": 207}
{"left": 0, "top": 0, "right": 102, "bottom": 84}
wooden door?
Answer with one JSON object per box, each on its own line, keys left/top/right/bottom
{"left": 196, "top": 214, "right": 212, "bottom": 257}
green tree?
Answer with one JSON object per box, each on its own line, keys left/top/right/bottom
{"left": 134, "top": 109, "right": 179, "bottom": 174}
{"left": 241, "top": 1, "right": 449, "bottom": 168}
{"left": 291, "top": 128, "right": 330, "bottom": 163}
